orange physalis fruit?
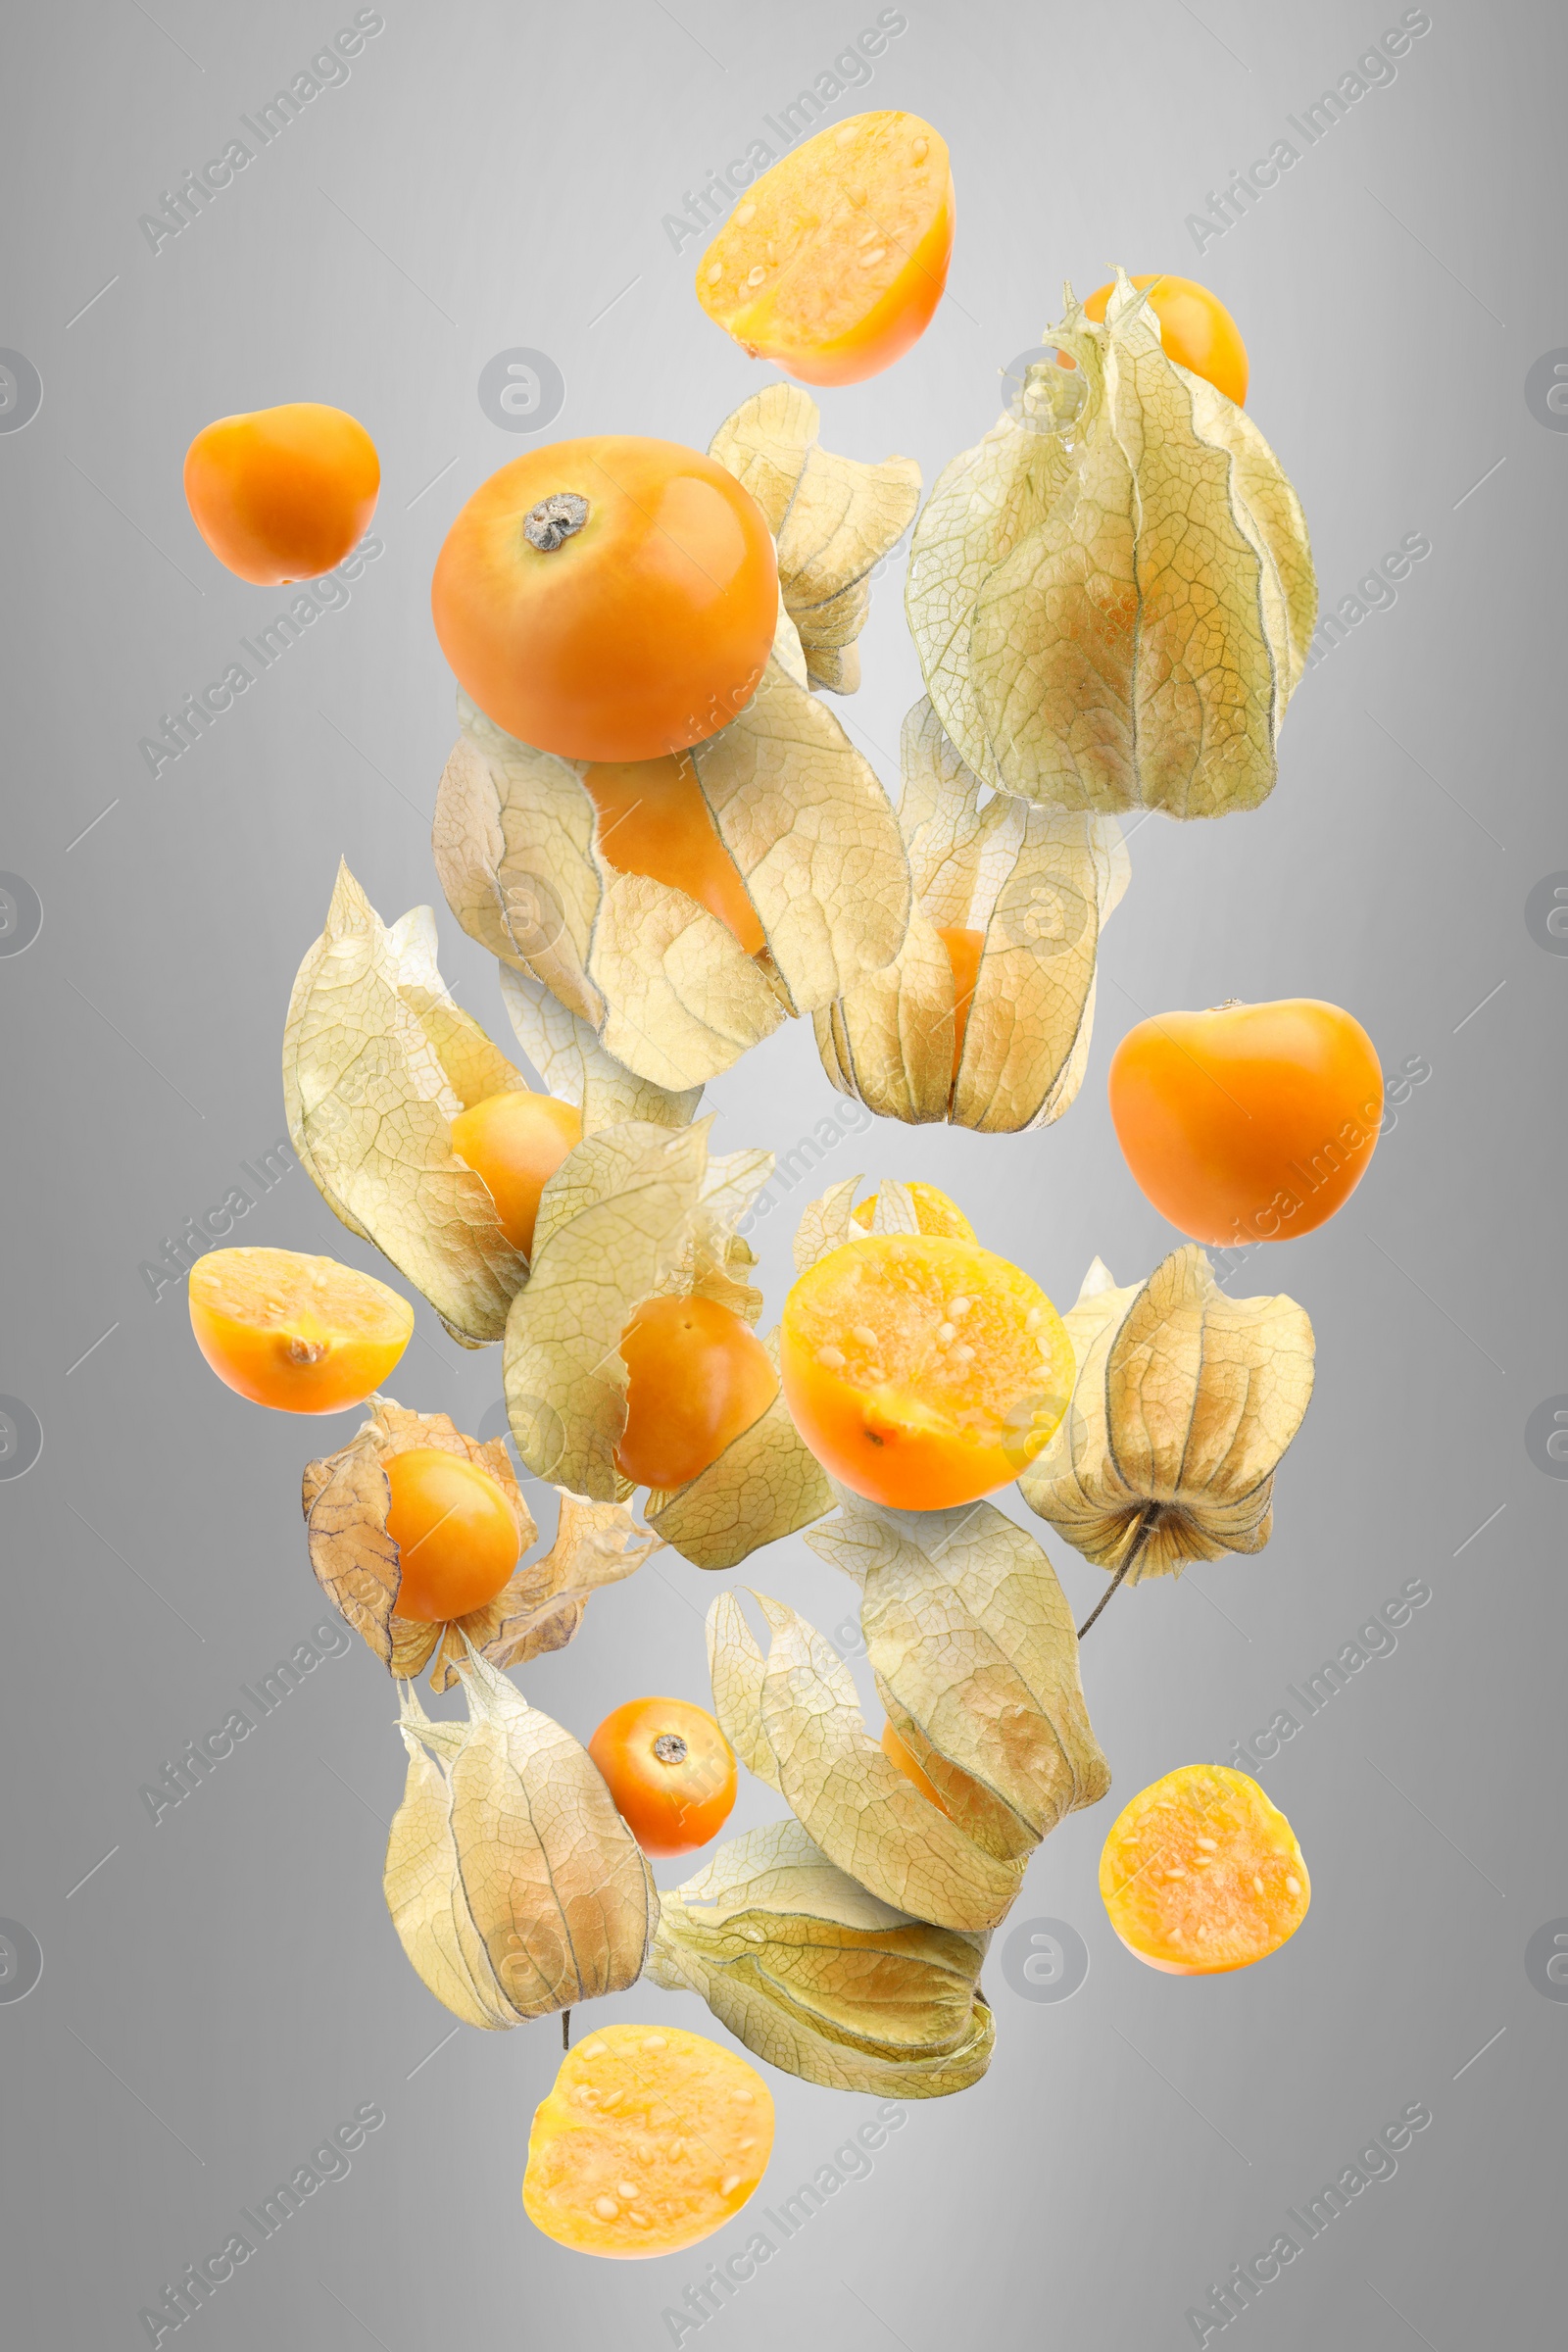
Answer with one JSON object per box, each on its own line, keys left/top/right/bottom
{"left": 431, "top": 437, "right": 779, "bottom": 760}
{"left": 523, "top": 2022, "right": 774, "bottom": 2257}
{"left": 381, "top": 1446, "right": 522, "bottom": 1623}
{"left": 189, "top": 1247, "right": 413, "bottom": 1414}
{"left": 935, "top": 924, "right": 984, "bottom": 1084}
{"left": 1082, "top": 274, "right": 1249, "bottom": 406}
{"left": 880, "top": 1720, "right": 954, "bottom": 1816}
{"left": 589, "top": 1698, "right": 738, "bottom": 1857}
{"left": 851, "top": 1181, "right": 977, "bottom": 1241}
{"left": 1108, "top": 997, "right": 1383, "bottom": 1247}
{"left": 583, "top": 755, "right": 765, "bottom": 955}
{"left": 448, "top": 1088, "right": 582, "bottom": 1259}
{"left": 697, "top": 112, "right": 955, "bottom": 386}
{"left": 1100, "top": 1765, "right": 1310, "bottom": 1976}
{"left": 183, "top": 402, "right": 379, "bottom": 583}
{"left": 616, "top": 1296, "right": 779, "bottom": 1491}
{"left": 780, "top": 1232, "right": 1072, "bottom": 1509}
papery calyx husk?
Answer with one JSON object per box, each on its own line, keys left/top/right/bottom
{"left": 906, "top": 270, "right": 1316, "bottom": 816}
{"left": 503, "top": 1115, "right": 831, "bottom": 1564}
{"left": 431, "top": 637, "right": 911, "bottom": 1094}
{"left": 302, "top": 1398, "right": 656, "bottom": 1690}
{"left": 814, "top": 696, "right": 1129, "bottom": 1128}
{"left": 710, "top": 383, "right": 920, "bottom": 695}
{"left": 648, "top": 1817, "right": 993, "bottom": 2098}
{"left": 385, "top": 1645, "right": 656, "bottom": 2029}
{"left": 283, "top": 861, "right": 530, "bottom": 1347}
{"left": 1018, "top": 1246, "right": 1316, "bottom": 1579}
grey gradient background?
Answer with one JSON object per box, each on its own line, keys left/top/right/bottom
{"left": 1, "top": 2, "right": 1564, "bottom": 2346}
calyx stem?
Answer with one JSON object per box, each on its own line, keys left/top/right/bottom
{"left": 1076, "top": 1511, "right": 1155, "bottom": 1641}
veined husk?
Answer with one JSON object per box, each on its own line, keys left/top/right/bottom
{"left": 303, "top": 1398, "right": 657, "bottom": 1690}
{"left": 710, "top": 383, "right": 920, "bottom": 695}
{"left": 1018, "top": 1248, "right": 1315, "bottom": 1580}
{"left": 386, "top": 1646, "right": 656, "bottom": 2029}
{"left": 503, "top": 1115, "right": 831, "bottom": 1565}
{"left": 906, "top": 270, "right": 1315, "bottom": 815}
{"left": 431, "top": 639, "right": 910, "bottom": 1096}
{"left": 647, "top": 1818, "right": 993, "bottom": 2098}
{"left": 814, "top": 698, "right": 1129, "bottom": 1128}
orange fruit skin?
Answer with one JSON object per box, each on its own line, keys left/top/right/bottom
{"left": 1108, "top": 998, "right": 1383, "bottom": 1247}
{"left": 851, "top": 1182, "right": 976, "bottom": 1241}
{"left": 583, "top": 756, "right": 765, "bottom": 954}
{"left": 448, "top": 1089, "right": 581, "bottom": 1258}
{"left": 936, "top": 923, "right": 984, "bottom": 1086}
{"left": 382, "top": 1446, "right": 521, "bottom": 1622}
{"left": 1083, "top": 274, "right": 1249, "bottom": 406}
{"left": 188, "top": 1247, "right": 412, "bottom": 1414}
{"left": 616, "top": 1296, "right": 779, "bottom": 1490}
{"left": 588, "top": 1697, "right": 737, "bottom": 1857}
{"left": 1100, "top": 1765, "right": 1309, "bottom": 1976}
{"left": 523, "top": 2023, "right": 773, "bottom": 2258}
{"left": 431, "top": 438, "right": 778, "bottom": 760}
{"left": 183, "top": 403, "right": 379, "bottom": 583}
{"left": 880, "top": 1720, "right": 954, "bottom": 1816}
{"left": 697, "top": 113, "right": 954, "bottom": 387}
{"left": 780, "top": 1233, "right": 1072, "bottom": 1511}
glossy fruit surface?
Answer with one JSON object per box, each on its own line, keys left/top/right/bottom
{"left": 583, "top": 756, "right": 765, "bottom": 953}
{"left": 697, "top": 112, "right": 954, "bottom": 386}
{"left": 449, "top": 1088, "right": 582, "bottom": 1258}
{"left": 588, "top": 1698, "right": 737, "bottom": 1857}
{"left": 183, "top": 403, "right": 379, "bottom": 583}
{"left": 431, "top": 438, "right": 778, "bottom": 760}
{"left": 936, "top": 924, "right": 984, "bottom": 1084}
{"left": 523, "top": 2022, "right": 773, "bottom": 2257}
{"left": 880, "top": 1720, "right": 953, "bottom": 1816}
{"left": 851, "top": 1181, "right": 976, "bottom": 1242}
{"left": 1100, "top": 1765, "right": 1309, "bottom": 1975}
{"left": 1083, "top": 274, "right": 1248, "bottom": 406}
{"left": 780, "top": 1233, "right": 1072, "bottom": 1509}
{"left": 189, "top": 1247, "right": 412, "bottom": 1414}
{"left": 616, "top": 1296, "right": 779, "bottom": 1490}
{"left": 1108, "top": 998, "right": 1383, "bottom": 1246}
{"left": 382, "top": 1446, "right": 521, "bottom": 1622}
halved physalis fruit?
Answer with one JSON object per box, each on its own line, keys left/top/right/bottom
{"left": 697, "top": 112, "right": 954, "bottom": 387}
{"left": 383, "top": 1446, "right": 522, "bottom": 1621}
{"left": 523, "top": 2022, "right": 773, "bottom": 2258}
{"left": 1100, "top": 1765, "right": 1309, "bottom": 1976}
{"left": 780, "top": 1231, "right": 1073, "bottom": 1508}
{"left": 448, "top": 1088, "right": 582, "bottom": 1258}
{"left": 1083, "top": 273, "right": 1248, "bottom": 406}
{"left": 852, "top": 1180, "right": 976, "bottom": 1241}
{"left": 616, "top": 1295, "right": 780, "bottom": 1490}
{"left": 190, "top": 1247, "right": 412, "bottom": 1414}
{"left": 582, "top": 755, "right": 766, "bottom": 955}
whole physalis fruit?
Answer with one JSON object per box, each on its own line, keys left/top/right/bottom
{"left": 697, "top": 111, "right": 954, "bottom": 386}
{"left": 1108, "top": 998, "right": 1383, "bottom": 1247}
{"left": 615, "top": 1295, "right": 779, "bottom": 1490}
{"left": 523, "top": 2023, "right": 774, "bottom": 2257}
{"left": 1083, "top": 274, "right": 1248, "bottom": 406}
{"left": 189, "top": 1247, "right": 413, "bottom": 1414}
{"left": 1101, "top": 1765, "right": 1309, "bottom": 1975}
{"left": 589, "top": 1697, "right": 737, "bottom": 1857}
{"left": 448, "top": 1088, "right": 582, "bottom": 1259}
{"left": 382, "top": 1447, "right": 522, "bottom": 1622}
{"left": 431, "top": 438, "right": 779, "bottom": 760}
{"left": 780, "top": 1232, "right": 1072, "bottom": 1509}
{"left": 183, "top": 402, "right": 379, "bottom": 583}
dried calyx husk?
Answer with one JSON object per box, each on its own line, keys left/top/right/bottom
{"left": 709, "top": 383, "right": 920, "bottom": 695}
{"left": 386, "top": 1645, "right": 656, "bottom": 2029}
{"left": 303, "top": 1398, "right": 657, "bottom": 1691}
{"left": 503, "top": 1115, "right": 831, "bottom": 1567}
{"left": 906, "top": 270, "right": 1316, "bottom": 817}
{"left": 814, "top": 697, "right": 1129, "bottom": 1127}
{"left": 648, "top": 1817, "right": 993, "bottom": 2098}
{"left": 706, "top": 1484, "right": 1108, "bottom": 1937}
{"left": 1019, "top": 1247, "right": 1315, "bottom": 1587}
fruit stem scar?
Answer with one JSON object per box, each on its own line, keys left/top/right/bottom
{"left": 523, "top": 492, "right": 589, "bottom": 552}
{"left": 652, "top": 1733, "right": 689, "bottom": 1765}
{"left": 286, "top": 1336, "right": 329, "bottom": 1364}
